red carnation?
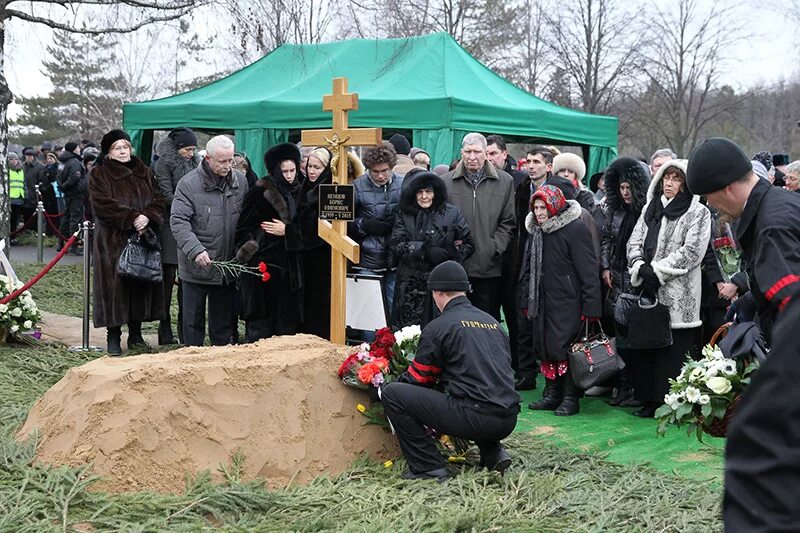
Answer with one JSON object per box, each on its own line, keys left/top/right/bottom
{"left": 261, "top": 271, "right": 271, "bottom": 282}
{"left": 258, "top": 262, "right": 268, "bottom": 273}
{"left": 370, "top": 346, "right": 391, "bottom": 360}
{"left": 373, "top": 327, "right": 396, "bottom": 349}
{"left": 337, "top": 353, "right": 359, "bottom": 377}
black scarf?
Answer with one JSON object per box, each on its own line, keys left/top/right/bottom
{"left": 642, "top": 188, "right": 692, "bottom": 263}
{"left": 273, "top": 175, "right": 301, "bottom": 219}
{"left": 612, "top": 203, "right": 639, "bottom": 267}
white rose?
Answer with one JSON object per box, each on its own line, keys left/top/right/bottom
{"left": 698, "top": 394, "right": 710, "bottom": 405}
{"left": 685, "top": 386, "right": 701, "bottom": 403}
{"left": 707, "top": 376, "right": 733, "bottom": 395}
{"left": 23, "top": 320, "right": 32, "bottom": 329}
{"left": 10, "top": 325, "right": 18, "bottom": 333}
{"left": 0, "top": 304, "right": 7, "bottom": 313}
{"left": 11, "top": 307, "right": 22, "bottom": 317}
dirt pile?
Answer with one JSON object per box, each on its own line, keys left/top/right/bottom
{"left": 19, "top": 334, "right": 397, "bottom": 494}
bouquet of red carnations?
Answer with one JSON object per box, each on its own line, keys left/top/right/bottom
{"left": 337, "top": 325, "right": 421, "bottom": 389}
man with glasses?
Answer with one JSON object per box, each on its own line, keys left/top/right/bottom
{"left": 350, "top": 142, "right": 404, "bottom": 328}
{"left": 171, "top": 135, "right": 248, "bottom": 346}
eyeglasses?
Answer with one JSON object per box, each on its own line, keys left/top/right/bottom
{"left": 662, "top": 175, "right": 684, "bottom": 184}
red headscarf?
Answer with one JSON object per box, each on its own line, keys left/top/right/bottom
{"left": 530, "top": 184, "right": 566, "bottom": 218}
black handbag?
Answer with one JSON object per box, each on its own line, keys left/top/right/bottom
{"left": 613, "top": 291, "right": 638, "bottom": 337}
{"left": 116, "top": 229, "right": 163, "bottom": 283}
{"left": 625, "top": 293, "right": 673, "bottom": 349}
{"left": 568, "top": 320, "right": 625, "bottom": 390}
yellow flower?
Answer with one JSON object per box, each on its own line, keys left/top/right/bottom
{"left": 448, "top": 455, "right": 466, "bottom": 463}
{"left": 356, "top": 404, "right": 367, "bottom": 413}
{"left": 383, "top": 460, "right": 393, "bottom": 468}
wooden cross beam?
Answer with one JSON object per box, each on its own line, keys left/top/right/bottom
{"left": 300, "top": 77, "right": 382, "bottom": 345}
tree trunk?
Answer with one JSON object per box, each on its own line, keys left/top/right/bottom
{"left": 0, "top": 20, "right": 12, "bottom": 257}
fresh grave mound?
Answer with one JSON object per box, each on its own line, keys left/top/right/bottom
{"left": 18, "top": 334, "right": 398, "bottom": 494}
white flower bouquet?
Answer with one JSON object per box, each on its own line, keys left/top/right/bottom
{"left": 655, "top": 344, "right": 758, "bottom": 440}
{"left": 0, "top": 274, "right": 43, "bottom": 343}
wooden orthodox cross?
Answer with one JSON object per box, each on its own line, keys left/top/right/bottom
{"left": 301, "top": 77, "right": 382, "bottom": 344}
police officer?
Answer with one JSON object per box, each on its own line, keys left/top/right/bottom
{"left": 381, "top": 261, "right": 521, "bottom": 481}
{"left": 687, "top": 137, "right": 800, "bottom": 531}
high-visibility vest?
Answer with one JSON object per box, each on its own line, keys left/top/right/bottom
{"left": 9, "top": 168, "right": 24, "bottom": 199}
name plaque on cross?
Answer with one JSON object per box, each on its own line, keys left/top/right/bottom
{"left": 318, "top": 184, "right": 355, "bottom": 221}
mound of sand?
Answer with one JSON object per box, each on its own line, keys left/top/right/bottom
{"left": 18, "top": 334, "right": 397, "bottom": 494}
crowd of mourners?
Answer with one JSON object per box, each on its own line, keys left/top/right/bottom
{"left": 10, "top": 129, "right": 799, "bottom": 419}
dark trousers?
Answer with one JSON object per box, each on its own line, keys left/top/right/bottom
{"left": 161, "top": 265, "right": 183, "bottom": 343}
{"left": 500, "top": 255, "right": 519, "bottom": 369}
{"left": 516, "top": 309, "right": 539, "bottom": 378}
{"left": 59, "top": 195, "right": 84, "bottom": 239}
{"left": 181, "top": 281, "right": 236, "bottom": 346}
{"left": 10, "top": 204, "right": 24, "bottom": 236}
{"left": 467, "top": 277, "right": 502, "bottom": 321}
{"left": 381, "top": 382, "right": 517, "bottom": 473}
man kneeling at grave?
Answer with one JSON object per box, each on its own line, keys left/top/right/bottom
{"left": 381, "top": 261, "right": 521, "bottom": 481}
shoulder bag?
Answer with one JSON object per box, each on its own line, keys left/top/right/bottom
{"left": 116, "top": 229, "right": 163, "bottom": 284}
{"left": 568, "top": 320, "right": 625, "bottom": 390}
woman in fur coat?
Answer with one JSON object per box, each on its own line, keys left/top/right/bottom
{"left": 153, "top": 127, "right": 199, "bottom": 345}
{"left": 600, "top": 157, "right": 651, "bottom": 406}
{"left": 389, "top": 171, "right": 474, "bottom": 329}
{"left": 89, "top": 129, "right": 165, "bottom": 355}
{"left": 626, "top": 159, "right": 711, "bottom": 418}
{"left": 525, "top": 185, "right": 602, "bottom": 416}
{"left": 235, "top": 143, "right": 304, "bottom": 342}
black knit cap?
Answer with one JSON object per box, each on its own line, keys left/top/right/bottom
{"left": 168, "top": 127, "right": 197, "bottom": 149}
{"left": 427, "top": 261, "right": 471, "bottom": 292}
{"left": 64, "top": 141, "right": 79, "bottom": 154}
{"left": 100, "top": 129, "right": 131, "bottom": 154}
{"left": 686, "top": 137, "right": 752, "bottom": 195}
{"left": 388, "top": 133, "right": 411, "bottom": 156}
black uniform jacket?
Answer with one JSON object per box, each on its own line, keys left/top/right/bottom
{"left": 735, "top": 179, "right": 800, "bottom": 341}
{"left": 400, "top": 295, "right": 521, "bottom": 412}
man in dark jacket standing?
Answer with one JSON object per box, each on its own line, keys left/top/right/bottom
{"left": 350, "top": 142, "right": 404, "bottom": 316}
{"left": 171, "top": 135, "right": 248, "bottom": 346}
{"left": 381, "top": 261, "right": 520, "bottom": 480}
{"left": 57, "top": 142, "right": 85, "bottom": 251}
{"left": 687, "top": 137, "right": 800, "bottom": 531}
{"left": 22, "top": 147, "right": 43, "bottom": 218}
{"left": 442, "top": 133, "right": 516, "bottom": 321}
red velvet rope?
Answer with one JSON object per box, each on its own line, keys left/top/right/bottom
{"left": 10, "top": 213, "right": 38, "bottom": 237}
{"left": 44, "top": 215, "right": 71, "bottom": 242}
{"left": 0, "top": 232, "right": 79, "bottom": 305}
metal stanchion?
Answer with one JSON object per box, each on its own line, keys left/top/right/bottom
{"left": 70, "top": 221, "right": 102, "bottom": 353}
{"left": 36, "top": 184, "right": 45, "bottom": 264}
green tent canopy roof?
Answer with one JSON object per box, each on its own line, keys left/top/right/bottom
{"left": 123, "top": 32, "right": 617, "bottom": 174}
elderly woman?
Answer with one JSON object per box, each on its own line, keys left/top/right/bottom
{"left": 626, "top": 159, "right": 711, "bottom": 418}
{"left": 525, "top": 185, "right": 601, "bottom": 416}
{"left": 390, "top": 170, "right": 474, "bottom": 328}
{"left": 550, "top": 152, "right": 596, "bottom": 214}
{"left": 600, "top": 157, "right": 651, "bottom": 406}
{"left": 89, "top": 129, "right": 165, "bottom": 355}
{"left": 284, "top": 147, "right": 333, "bottom": 339}
{"left": 154, "top": 127, "right": 199, "bottom": 345}
{"left": 235, "top": 143, "right": 304, "bottom": 342}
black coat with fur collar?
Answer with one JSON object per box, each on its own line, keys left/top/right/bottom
{"left": 89, "top": 155, "right": 166, "bottom": 328}
{"left": 234, "top": 177, "right": 302, "bottom": 324}
{"left": 525, "top": 201, "right": 602, "bottom": 361}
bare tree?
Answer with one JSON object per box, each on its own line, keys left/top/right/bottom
{"left": 500, "top": 0, "right": 552, "bottom": 96}
{"left": 632, "top": 0, "right": 747, "bottom": 156}
{"left": 1, "top": 0, "right": 198, "bottom": 247}
{"left": 545, "top": 0, "right": 641, "bottom": 114}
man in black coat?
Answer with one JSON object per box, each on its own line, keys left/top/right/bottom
{"left": 57, "top": 141, "right": 85, "bottom": 251}
{"left": 687, "top": 137, "right": 800, "bottom": 531}
{"left": 381, "top": 261, "right": 521, "bottom": 481}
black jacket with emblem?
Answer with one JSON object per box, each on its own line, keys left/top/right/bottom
{"left": 400, "top": 295, "right": 520, "bottom": 412}
{"left": 390, "top": 172, "right": 474, "bottom": 329}
{"left": 525, "top": 200, "right": 602, "bottom": 361}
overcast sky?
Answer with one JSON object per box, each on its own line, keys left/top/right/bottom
{"left": 5, "top": 1, "right": 798, "bottom": 118}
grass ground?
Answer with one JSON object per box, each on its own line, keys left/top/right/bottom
{"left": 1, "top": 262, "right": 724, "bottom": 531}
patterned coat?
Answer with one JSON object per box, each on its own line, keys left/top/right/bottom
{"left": 627, "top": 160, "right": 711, "bottom": 329}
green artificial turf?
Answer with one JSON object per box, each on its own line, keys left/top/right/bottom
{"left": 515, "top": 388, "right": 724, "bottom": 484}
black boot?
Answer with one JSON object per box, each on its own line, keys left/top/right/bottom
{"left": 481, "top": 445, "right": 512, "bottom": 474}
{"left": 528, "top": 376, "right": 564, "bottom": 410}
{"left": 632, "top": 402, "right": 659, "bottom": 418}
{"left": 554, "top": 373, "right": 580, "bottom": 416}
{"left": 107, "top": 327, "right": 122, "bottom": 356}
{"left": 127, "top": 321, "right": 150, "bottom": 350}
{"left": 607, "top": 369, "right": 635, "bottom": 406}
{"left": 514, "top": 374, "right": 537, "bottom": 391}
{"left": 157, "top": 319, "right": 177, "bottom": 345}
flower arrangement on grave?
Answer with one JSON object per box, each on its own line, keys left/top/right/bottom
{"left": 655, "top": 344, "right": 758, "bottom": 440}
{"left": 0, "top": 275, "right": 43, "bottom": 344}
{"left": 337, "top": 325, "right": 421, "bottom": 390}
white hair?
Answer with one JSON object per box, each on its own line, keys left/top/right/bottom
{"left": 206, "top": 135, "right": 235, "bottom": 157}
{"left": 650, "top": 148, "right": 677, "bottom": 164}
{"left": 785, "top": 160, "right": 800, "bottom": 175}
{"left": 461, "top": 132, "right": 487, "bottom": 150}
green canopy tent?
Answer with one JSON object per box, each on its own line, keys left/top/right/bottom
{"left": 123, "top": 33, "right": 618, "bottom": 177}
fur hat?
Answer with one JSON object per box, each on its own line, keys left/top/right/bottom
{"left": 264, "top": 143, "right": 301, "bottom": 176}
{"left": 551, "top": 152, "right": 586, "bottom": 182}
{"left": 168, "top": 127, "right": 197, "bottom": 149}
{"left": 100, "top": 129, "right": 131, "bottom": 155}
{"left": 603, "top": 156, "right": 651, "bottom": 212}
{"left": 752, "top": 150, "right": 772, "bottom": 171}
{"left": 400, "top": 171, "right": 447, "bottom": 213}
{"left": 773, "top": 153, "right": 790, "bottom": 167}
{"left": 388, "top": 133, "right": 411, "bottom": 155}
